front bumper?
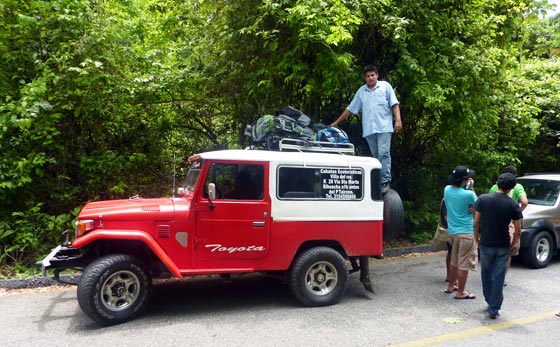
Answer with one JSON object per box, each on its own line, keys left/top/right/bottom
{"left": 36, "top": 245, "right": 84, "bottom": 277}
{"left": 36, "top": 230, "right": 85, "bottom": 277}
{"left": 37, "top": 245, "right": 62, "bottom": 277}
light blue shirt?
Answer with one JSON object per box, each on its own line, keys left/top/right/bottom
{"left": 347, "top": 80, "right": 399, "bottom": 137}
{"left": 444, "top": 185, "right": 477, "bottom": 234}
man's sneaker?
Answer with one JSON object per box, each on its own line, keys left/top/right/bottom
{"left": 489, "top": 309, "right": 500, "bottom": 319}
{"left": 381, "top": 182, "right": 391, "bottom": 194}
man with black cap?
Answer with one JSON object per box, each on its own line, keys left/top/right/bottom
{"left": 474, "top": 173, "right": 523, "bottom": 319}
{"left": 444, "top": 166, "right": 478, "bottom": 299}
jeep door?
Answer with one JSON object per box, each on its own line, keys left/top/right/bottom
{"left": 195, "top": 162, "right": 270, "bottom": 259}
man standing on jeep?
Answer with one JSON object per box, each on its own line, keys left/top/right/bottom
{"left": 331, "top": 65, "right": 402, "bottom": 194}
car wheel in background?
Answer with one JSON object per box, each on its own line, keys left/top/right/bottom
{"left": 522, "top": 231, "right": 554, "bottom": 269}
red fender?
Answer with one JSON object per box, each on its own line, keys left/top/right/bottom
{"left": 72, "top": 230, "right": 182, "bottom": 278}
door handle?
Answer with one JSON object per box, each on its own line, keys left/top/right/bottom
{"left": 253, "top": 221, "right": 266, "bottom": 227}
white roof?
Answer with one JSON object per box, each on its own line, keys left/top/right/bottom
{"left": 198, "top": 150, "right": 381, "bottom": 169}
{"left": 519, "top": 174, "right": 560, "bottom": 181}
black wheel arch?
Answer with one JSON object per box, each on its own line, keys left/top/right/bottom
{"left": 81, "top": 239, "right": 167, "bottom": 277}
{"left": 291, "top": 240, "right": 347, "bottom": 264}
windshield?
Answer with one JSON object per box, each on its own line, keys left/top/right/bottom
{"left": 519, "top": 179, "right": 560, "bottom": 206}
{"left": 183, "top": 159, "right": 203, "bottom": 194}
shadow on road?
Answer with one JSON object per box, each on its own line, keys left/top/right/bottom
{"left": 145, "top": 274, "right": 294, "bottom": 318}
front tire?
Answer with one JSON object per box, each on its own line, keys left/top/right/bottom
{"left": 522, "top": 231, "right": 554, "bottom": 269}
{"left": 77, "top": 254, "right": 152, "bottom": 326}
{"left": 288, "top": 247, "right": 349, "bottom": 307}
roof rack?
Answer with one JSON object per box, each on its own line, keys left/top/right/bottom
{"left": 278, "top": 138, "right": 355, "bottom": 155}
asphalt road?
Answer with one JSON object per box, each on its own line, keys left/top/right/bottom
{"left": 1, "top": 251, "right": 559, "bottom": 347}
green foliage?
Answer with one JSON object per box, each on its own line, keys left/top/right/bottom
{"left": 409, "top": 230, "right": 436, "bottom": 245}
{"left": 213, "top": 0, "right": 376, "bottom": 123}
{"left": 515, "top": 58, "right": 560, "bottom": 171}
{"left": 371, "top": 1, "right": 553, "bottom": 225}
{"left": 403, "top": 200, "right": 439, "bottom": 245}
{"left": 1, "top": 0, "right": 559, "bottom": 272}
{"left": 0, "top": 204, "right": 76, "bottom": 271}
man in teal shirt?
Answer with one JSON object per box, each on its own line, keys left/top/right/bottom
{"left": 444, "top": 166, "right": 478, "bottom": 299}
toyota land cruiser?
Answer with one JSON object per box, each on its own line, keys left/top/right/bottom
{"left": 38, "top": 149, "right": 402, "bottom": 325}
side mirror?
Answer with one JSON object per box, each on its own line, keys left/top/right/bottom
{"left": 208, "top": 183, "right": 216, "bottom": 200}
{"left": 208, "top": 183, "right": 216, "bottom": 210}
{"left": 177, "top": 187, "right": 186, "bottom": 196}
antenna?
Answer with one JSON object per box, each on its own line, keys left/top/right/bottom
{"left": 172, "top": 152, "right": 176, "bottom": 198}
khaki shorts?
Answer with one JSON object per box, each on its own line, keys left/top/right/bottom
{"left": 509, "top": 223, "right": 520, "bottom": 256}
{"left": 448, "top": 233, "right": 478, "bottom": 271}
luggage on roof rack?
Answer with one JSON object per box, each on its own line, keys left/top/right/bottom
{"left": 277, "top": 138, "right": 355, "bottom": 155}
{"left": 245, "top": 106, "right": 354, "bottom": 155}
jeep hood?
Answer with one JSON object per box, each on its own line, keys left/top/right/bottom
{"left": 79, "top": 198, "right": 183, "bottom": 221}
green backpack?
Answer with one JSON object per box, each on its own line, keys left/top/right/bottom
{"left": 249, "top": 114, "right": 314, "bottom": 143}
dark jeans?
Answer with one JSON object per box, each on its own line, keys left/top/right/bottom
{"left": 479, "top": 245, "right": 510, "bottom": 314}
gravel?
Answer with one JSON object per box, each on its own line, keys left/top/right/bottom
{"left": 0, "top": 274, "right": 80, "bottom": 290}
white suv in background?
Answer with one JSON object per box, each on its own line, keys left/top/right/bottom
{"left": 517, "top": 173, "right": 560, "bottom": 268}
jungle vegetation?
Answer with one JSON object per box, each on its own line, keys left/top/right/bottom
{"left": 1, "top": 0, "right": 559, "bottom": 274}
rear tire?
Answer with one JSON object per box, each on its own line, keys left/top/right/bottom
{"left": 288, "top": 247, "right": 349, "bottom": 307}
{"left": 77, "top": 254, "right": 152, "bottom": 326}
{"left": 383, "top": 188, "right": 404, "bottom": 241}
{"left": 522, "top": 231, "right": 554, "bottom": 269}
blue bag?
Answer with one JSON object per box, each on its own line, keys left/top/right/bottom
{"left": 316, "top": 127, "right": 349, "bottom": 143}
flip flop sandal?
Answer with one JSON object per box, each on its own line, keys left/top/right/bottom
{"left": 454, "top": 293, "right": 476, "bottom": 299}
{"left": 444, "top": 286, "right": 458, "bottom": 294}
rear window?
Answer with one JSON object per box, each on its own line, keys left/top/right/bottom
{"left": 277, "top": 166, "right": 364, "bottom": 200}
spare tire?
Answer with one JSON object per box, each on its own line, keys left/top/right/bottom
{"left": 383, "top": 188, "right": 404, "bottom": 241}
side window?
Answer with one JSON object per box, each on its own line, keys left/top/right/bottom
{"left": 370, "top": 168, "right": 382, "bottom": 201}
{"left": 278, "top": 167, "right": 319, "bottom": 198}
{"left": 204, "top": 163, "right": 264, "bottom": 200}
{"left": 278, "top": 166, "right": 364, "bottom": 200}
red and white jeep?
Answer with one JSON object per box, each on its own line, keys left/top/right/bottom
{"left": 38, "top": 149, "right": 403, "bottom": 325}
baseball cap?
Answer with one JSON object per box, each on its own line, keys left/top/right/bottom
{"left": 451, "top": 166, "right": 475, "bottom": 179}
